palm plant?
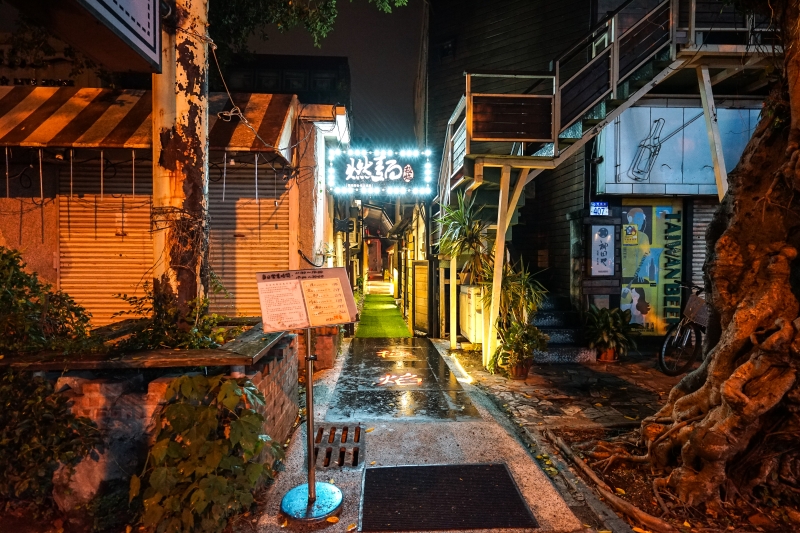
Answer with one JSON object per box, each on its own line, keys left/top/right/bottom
{"left": 480, "top": 259, "right": 547, "bottom": 326}
{"left": 584, "top": 305, "right": 640, "bottom": 359}
{"left": 437, "top": 192, "right": 491, "bottom": 284}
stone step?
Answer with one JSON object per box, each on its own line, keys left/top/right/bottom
{"left": 538, "top": 327, "right": 580, "bottom": 344}
{"left": 532, "top": 310, "right": 580, "bottom": 328}
{"left": 538, "top": 295, "right": 572, "bottom": 312}
{"left": 534, "top": 344, "right": 596, "bottom": 364}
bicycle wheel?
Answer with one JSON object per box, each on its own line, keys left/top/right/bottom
{"left": 659, "top": 322, "right": 701, "bottom": 376}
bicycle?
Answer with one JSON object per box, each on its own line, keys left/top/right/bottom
{"left": 658, "top": 283, "right": 709, "bottom": 376}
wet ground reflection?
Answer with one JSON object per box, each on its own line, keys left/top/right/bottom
{"left": 325, "top": 338, "right": 480, "bottom": 422}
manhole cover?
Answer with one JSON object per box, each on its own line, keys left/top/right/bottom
{"left": 313, "top": 424, "right": 365, "bottom": 469}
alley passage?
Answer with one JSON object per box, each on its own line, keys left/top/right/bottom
{"left": 356, "top": 294, "right": 411, "bottom": 338}
{"left": 326, "top": 337, "right": 479, "bottom": 421}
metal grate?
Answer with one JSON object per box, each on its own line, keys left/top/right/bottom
{"left": 313, "top": 424, "right": 365, "bottom": 469}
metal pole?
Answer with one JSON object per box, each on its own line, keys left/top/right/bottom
{"left": 305, "top": 327, "right": 317, "bottom": 502}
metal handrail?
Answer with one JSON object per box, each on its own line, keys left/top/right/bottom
{"left": 553, "top": 0, "right": 641, "bottom": 64}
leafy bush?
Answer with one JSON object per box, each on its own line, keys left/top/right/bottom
{"left": 489, "top": 321, "right": 549, "bottom": 373}
{"left": 437, "top": 192, "right": 491, "bottom": 284}
{"left": 0, "top": 370, "right": 101, "bottom": 512}
{"left": 584, "top": 305, "right": 640, "bottom": 357}
{"left": 0, "top": 246, "right": 96, "bottom": 354}
{"left": 113, "top": 280, "right": 241, "bottom": 353}
{"left": 130, "top": 375, "right": 284, "bottom": 533}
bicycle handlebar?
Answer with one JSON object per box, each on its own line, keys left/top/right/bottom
{"left": 676, "top": 282, "right": 704, "bottom": 294}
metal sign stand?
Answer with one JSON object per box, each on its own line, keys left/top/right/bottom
{"left": 280, "top": 328, "right": 343, "bottom": 522}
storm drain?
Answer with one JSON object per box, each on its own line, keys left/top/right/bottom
{"left": 313, "top": 424, "right": 365, "bottom": 469}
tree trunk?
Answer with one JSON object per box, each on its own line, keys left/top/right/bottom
{"left": 641, "top": 2, "right": 800, "bottom": 510}
{"left": 152, "top": 0, "right": 209, "bottom": 327}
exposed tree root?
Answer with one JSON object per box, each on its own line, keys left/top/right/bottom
{"left": 546, "top": 431, "right": 678, "bottom": 532}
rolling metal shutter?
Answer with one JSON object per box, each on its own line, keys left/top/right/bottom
{"left": 413, "top": 260, "right": 429, "bottom": 333}
{"left": 208, "top": 165, "right": 290, "bottom": 316}
{"left": 690, "top": 198, "right": 718, "bottom": 289}
{"left": 58, "top": 162, "right": 154, "bottom": 325}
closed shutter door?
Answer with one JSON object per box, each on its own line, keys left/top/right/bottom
{"left": 208, "top": 165, "right": 290, "bottom": 316}
{"left": 414, "top": 261, "right": 429, "bottom": 333}
{"left": 691, "top": 198, "right": 719, "bottom": 288}
{"left": 59, "top": 163, "right": 154, "bottom": 326}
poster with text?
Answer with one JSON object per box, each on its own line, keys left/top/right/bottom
{"left": 621, "top": 199, "right": 683, "bottom": 335}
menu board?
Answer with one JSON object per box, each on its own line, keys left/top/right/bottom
{"left": 256, "top": 268, "right": 358, "bottom": 334}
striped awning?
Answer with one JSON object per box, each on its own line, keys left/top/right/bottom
{"left": 0, "top": 87, "right": 296, "bottom": 156}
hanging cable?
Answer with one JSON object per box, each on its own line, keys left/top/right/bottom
{"left": 132, "top": 149, "right": 136, "bottom": 198}
{"left": 223, "top": 152, "right": 227, "bottom": 202}
{"left": 255, "top": 152, "right": 259, "bottom": 205}
{"left": 38, "top": 148, "right": 43, "bottom": 200}
{"left": 5, "top": 147, "right": 8, "bottom": 198}
{"left": 70, "top": 149, "right": 73, "bottom": 198}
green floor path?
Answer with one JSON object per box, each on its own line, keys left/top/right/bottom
{"left": 355, "top": 295, "right": 412, "bottom": 338}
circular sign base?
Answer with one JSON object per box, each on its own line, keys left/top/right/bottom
{"left": 280, "top": 483, "right": 343, "bottom": 523}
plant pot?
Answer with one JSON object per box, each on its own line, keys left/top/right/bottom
{"left": 509, "top": 359, "right": 533, "bottom": 380}
{"left": 597, "top": 348, "right": 618, "bottom": 362}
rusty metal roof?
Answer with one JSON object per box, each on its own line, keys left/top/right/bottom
{"left": 0, "top": 87, "right": 296, "bottom": 157}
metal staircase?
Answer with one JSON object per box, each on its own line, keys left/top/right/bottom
{"left": 437, "top": 0, "right": 777, "bottom": 213}
{"left": 436, "top": 0, "right": 777, "bottom": 365}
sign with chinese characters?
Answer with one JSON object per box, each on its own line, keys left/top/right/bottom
{"left": 256, "top": 268, "right": 357, "bottom": 333}
{"left": 590, "top": 225, "right": 614, "bottom": 276}
{"left": 590, "top": 201, "right": 609, "bottom": 216}
{"left": 327, "top": 147, "right": 434, "bottom": 197}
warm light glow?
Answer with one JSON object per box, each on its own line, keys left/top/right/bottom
{"left": 376, "top": 373, "right": 422, "bottom": 386}
{"left": 451, "top": 355, "right": 474, "bottom": 384}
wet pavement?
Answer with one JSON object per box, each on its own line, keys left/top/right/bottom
{"left": 430, "top": 339, "right": 682, "bottom": 430}
{"left": 325, "top": 338, "right": 480, "bottom": 422}
{"left": 256, "top": 338, "right": 586, "bottom": 533}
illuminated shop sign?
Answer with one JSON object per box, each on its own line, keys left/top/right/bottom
{"left": 327, "top": 148, "right": 434, "bottom": 196}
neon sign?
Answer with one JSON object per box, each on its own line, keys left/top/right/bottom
{"left": 327, "top": 148, "right": 434, "bottom": 197}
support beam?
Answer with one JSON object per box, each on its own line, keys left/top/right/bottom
{"left": 503, "top": 168, "right": 530, "bottom": 234}
{"left": 450, "top": 257, "right": 458, "bottom": 350}
{"left": 486, "top": 165, "right": 511, "bottom": 367}
{"left": 465, "top": 160, "right": 484, "bottom": 198}
{"left": 697, "top": 65, "right": 728, "bottom": 200}
{"left": 710, "top": 55, "right": 762, "bottom": 85}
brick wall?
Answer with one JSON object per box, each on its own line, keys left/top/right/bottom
{"left": 52, "top": 336, "right": 300, "bottom": 513}
{"left": 294, "top": 326, "right": 341, "bottom": 371}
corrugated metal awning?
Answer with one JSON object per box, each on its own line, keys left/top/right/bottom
{"left": 0, "top": 87, "right": 295, "bottom": 157}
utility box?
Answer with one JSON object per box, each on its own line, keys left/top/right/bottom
{"left": 459, "top": 285, "right": 483, "bottom": 343}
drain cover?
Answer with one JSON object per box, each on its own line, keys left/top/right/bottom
{"left": 313, "top": 424, "right": 365, "bottom": 469}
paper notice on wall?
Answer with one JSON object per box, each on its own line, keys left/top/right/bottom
{"left": 258, "top": 279, "right": 310, "bottom": 330}
{"left": 301, "top": 278, "right": 350, "bottom": 327}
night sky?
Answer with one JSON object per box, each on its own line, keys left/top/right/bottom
{"left": 252, "top": 0, "right": 425, "bottom": 148}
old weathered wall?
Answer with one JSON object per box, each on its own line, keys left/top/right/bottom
{"left": 0, "top": 198, "right": 59, "bottom": 285}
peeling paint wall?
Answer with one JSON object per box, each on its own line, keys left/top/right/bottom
{"left": 297, "top": 121, "right": 320, "bottom": 268}
{"left": 0, "top": 198, "right": 59, "bottom": 285}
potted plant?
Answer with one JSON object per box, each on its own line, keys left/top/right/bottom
{"left": 584, "top": 305, "right": 640, "bottom": 362}
{"left": 437, "top": 192, "right": 491, "bottom": 285}
{"left": 488, "top": 321, "right": 549, "bottom": 379}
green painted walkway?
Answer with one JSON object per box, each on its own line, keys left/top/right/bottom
{"left": 355, "top": 295, "right": 411, "bottom": 338}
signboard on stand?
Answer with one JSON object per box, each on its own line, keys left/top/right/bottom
{"left": 256, "top": 268, "right": 358, "bottom": 334}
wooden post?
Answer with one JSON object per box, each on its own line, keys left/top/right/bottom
{"left": 486, "top": 165, "right": 511, "bottom": 367}
{"left": 697, "top": 65, "right": 728, "bottom": 200}
{"left": 151, "top": 0, "right": 209, "bottom": 317}
{"left": 289, "top": 172, "right": 300, "bottom": 269}
{"left": 465, "top": 74, "right": 472, "bottom": 157}
{"left": 450, "top": 256, "right": 458, "bottom": 350}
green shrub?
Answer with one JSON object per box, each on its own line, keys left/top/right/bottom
{"left": 130, "top": 375, "right": 284, "bottom": 533}
{"left": 489, "top": 321, "right": 549, "bottom": 373}
{"left": 584, "top": 305, "right": 640, "bottom": 357}
{"left": 113, "top": 280, "right": 241, "bottom": 353}
{"left": 0, "top": 246, "right": 95, "bottom": 354}
{"left": 0, "top": 370, "right": 102, "bottom": 513}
